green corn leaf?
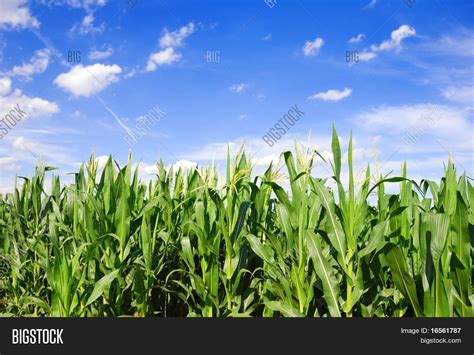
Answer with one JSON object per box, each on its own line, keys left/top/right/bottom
{"left": 86, "top": 270, "right": 120, "bottom": 307}
{"left": 306, "top": 230, "right": 342, "bottom": 317}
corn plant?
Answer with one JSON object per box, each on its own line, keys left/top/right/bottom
{"left": 0, "top": 128, "right": 472, "bottom": 317}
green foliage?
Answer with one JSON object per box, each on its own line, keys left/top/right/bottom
{"left": 0, "top": 130, "right": 472, "bottom": 317}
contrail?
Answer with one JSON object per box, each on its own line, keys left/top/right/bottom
{"left": 96, "top": 96, "right": 133, "bottom": 137}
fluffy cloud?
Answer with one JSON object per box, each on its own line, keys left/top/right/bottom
{"left": 88, "top": 47, "right": 113, "bottom": 60}
{"left": 229, "top": 83, "right": 249, "bottom": 93}
{"left": 146, "top": 48, "right": 182, "bottom": 72}
{"left": 0, "top": 76, "right": 12, "bottom": 95}
{"left": 159, "top": 22, "right": 195, "bottom": 48}
{"left": 371, "top": 25, "right": 416, "bottom": 52}
{"left": 54, "top": 63, "right": 122, "bottom": 97}
{"left": 145, "top": 23, "right": 195, "bottom": 73}
{"left": 348, "top": 33, "right": 365, "bottom": 44}
{"left": 0, "top": 0, "right": 39, "bottom": 29}
{"left": 0, "top": 74, "right": 58, "bottom": 120}
{"left": 302, "top": 37, "right": 324, "bottom": 56}
{"left": 350, "top": 25, "right": 416, "bottom": 63}
{"left": 0, "top": 88, "right": 59, "bottom": 118}
{"left": 8, "top": 48, "right": 51, "bottom": 80}
{"left": 308, "top": 88, "right": 352, "bottom": 102}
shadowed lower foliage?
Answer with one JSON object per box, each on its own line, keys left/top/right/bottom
{"left": 0, "top": 128, "right": 472, "bottom": 317}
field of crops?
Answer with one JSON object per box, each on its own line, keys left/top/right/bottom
{"left": 0, "top": 129, "right": 472, "bottom": 317}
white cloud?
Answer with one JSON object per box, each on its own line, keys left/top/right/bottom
{"left": 71, "top": 12, "right": 105, "bottom": 35}
{"left": 442, "top": 86, "right": 474, "bottom": 105}
{"left": 0, "top": 88, "right": 59, "bottom": 118}
{"left": 0, "top": 76, "right": 12, "bottom": 95}
{"left": 170, "top": 160, "right": 198, "bottom": 171}
{"left": 54, "top": 63, "right": 122, "bottom": 97}
{"left": 179, "top": 134, "right": 335, "bottom": 188}
{"left": 358, "top": 51, "right": 377, "bottom": 62}
{"left": 88, "top": 46, "right": 113, "bottom": 60}
{"left": 302, "top": 37, "right": 324, "bottom": 56}
{"left": 40, "top": 0, "right": 108, "bottom": 7}
{"left": 229, "top": 83, "right": 249, "bottom": 93}
{"left": 0, "top": 0, "right": 39, "bottom": 29}
{"left": 8, "top": 48, "right": 51, "bottom": 80}
{"left": 65, "top": 0, "right": 107, "bottom": 7}
{"left": 129, "top": 160, "right": 198, "bottom": 184}
{"left": 145, "top": 48, "right": 182, "bottom": 72}
{"left": 12, "top": 136, "right": 38, "bottom": 150}
{"left": 262, "top": 33, "right": 272, "bottom": 41}
{"left": 371, "top": 25, "right": 416, "bottom": 52}
{"left": 159, "top": 22, "right": 195, "bottom": 48}
{"left": 61, "top": 0, "right": 108, "bottom": 35}
{"left": 144, "top": 23, "right": 195, "bottom": 73}
{"left": 308, "top": 88, "right": 352, "bottom": 102}
{"left": 348, "top": 33, "right": 365, "bottom": 44}
{"left": 351, "top": 103, "right": 473, "bottom": 178}
{"left": 353, "top": 103, "right": 473, "bottom": 152}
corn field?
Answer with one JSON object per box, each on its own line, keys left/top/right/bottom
{"left": 0, "top": 128, "right": 472, "bottom": 317}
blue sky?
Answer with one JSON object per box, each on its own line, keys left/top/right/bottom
{"left": 0, "top": 0, "right": 473, "bottom": 192}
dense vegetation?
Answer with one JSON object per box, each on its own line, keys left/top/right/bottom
{"left": 0, "top": 129, "right": 472, "bottom": 317}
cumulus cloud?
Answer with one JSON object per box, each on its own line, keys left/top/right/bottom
{"left": 371, "top": 25, "right": 416, "bottom": 52}
{"left": 302, "top": 37, "right": 324, "bottom": 56}
{"left": 159, "top": 22, "right": 195, "bottom": 48}
{"left": 8, "top": 48, "right": 51, "bottom": 80}
{"left": 54, "top": 63, "right": 122, "bottom": 97}
{"left": 351, "top": 25, "right": 415, "bottom": 63}
{"left": 308, "top": 88, "right": 352, "bottom": 102}
{"left": 0, "top": 88, "right": 59, "bottom": 118}
{"left": 145, "top": 23, "right": 195, "bottom": 73}
{"left": 0, "top": 0, "right": 39, "bottom": 29}
{"left": 229, "top": 83, "right": 249, "bottom": 93}
{"left": 145, "top": 48, "right": 182, "bottom": 72}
